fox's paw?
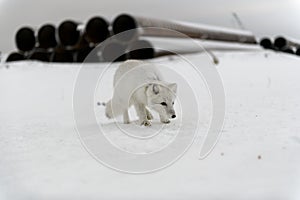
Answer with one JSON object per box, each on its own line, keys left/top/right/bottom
{"left": 141, "top": 120, "right": 151, "bottom": 126}
{"left": 161, "top": 119, "right": 170, "bottom": 124}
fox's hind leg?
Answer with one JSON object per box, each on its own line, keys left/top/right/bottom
{"left": 105, "top": 100, "right": 113, "bottom": 119}
{"left": 123, "top": 109, "right": 130, "bottom": 124}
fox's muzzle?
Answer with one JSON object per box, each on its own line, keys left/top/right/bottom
{"left": 168, "top": 108, "right": 176, "bottom": 119}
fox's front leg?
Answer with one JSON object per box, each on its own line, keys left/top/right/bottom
{"left": 145, "top": 108, "right": 153, "bottom": 120}
{"left": 134, "top": 103, "right": 151, "bottom": 126}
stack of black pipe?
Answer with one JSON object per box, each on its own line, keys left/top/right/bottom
{"left": 108, "top": 13, "right": 257, "bottom": 61}
{"left": 6, "top": 13, "right": 272, "bottom": 63}
{"left": 6, "top": 16, "right": 111, "bottom": 63}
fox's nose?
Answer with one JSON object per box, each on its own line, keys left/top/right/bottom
{"left": 171, "top": 114, "right": 176, "bottom": 119}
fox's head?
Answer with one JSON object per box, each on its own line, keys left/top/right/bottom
{"left": 146, "top": 83, "right": 177, "bottom": 119}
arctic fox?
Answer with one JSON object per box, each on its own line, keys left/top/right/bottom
{"left": 105, "top": 60, "right": 177, "bottom": 126}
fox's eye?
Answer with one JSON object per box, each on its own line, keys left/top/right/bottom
{"left": 172, "top": 102, "right": 174, "bottom": 105}
{"left": 160, "top": 102, "right": 167, "bottom": 106}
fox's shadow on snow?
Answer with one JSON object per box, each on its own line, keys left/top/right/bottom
{"left": 99, "top": 119, "right": 179, "bottom": 138}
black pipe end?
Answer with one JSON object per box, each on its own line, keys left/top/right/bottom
{"left": 259, "top": 38, "right": 273, "bottom": 49}
{"left": 38, "top": 24, "right": 57, "bottom": 49}
{"left": 282, "top": 48, "right": 294, "bottom": 54}
{"left": 29, "top": 51, "right": 51, "bottom": 62}
{"left": 6, "top": 52, "right": 26, "bottom": 62}
{"left": 15, "top": 27, "right": 36, "bottom": 52}
{"left": 76, "top": 47, "right": 92, "bottom": 62}
{"left": 85, "top": 16, "right": 109, "bottom": 44}
{"left": 75, "top": 35, "right": 90, "bottom": 50}
{"left": 274, "top": 36, "right": 287, "bottom": 50}
{"left": 76, "top": 47, "right": 100, "bottom": 63}
{"left": 58, "top": 20, "right": 80, "bottom": 47}
{"left": 112, "top": 14, "right": 137, "bottom": 41}
{"left": 296, "top": 48, "right": 300, "bottom": 56}
{"left": 51, "top": 48, "right": 74, "bottom": 63}
{"left": 102, "top": 42, "right": 127, "bottom": 62}
{"left": 127, "top": 40, "right": 154, "bottom": 59}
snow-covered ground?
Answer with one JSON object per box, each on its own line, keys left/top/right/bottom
{"left": 1, "top": 51, "right": 300, "bottom": 200}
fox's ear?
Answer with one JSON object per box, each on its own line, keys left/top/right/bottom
{"left": 152, "top": 84, "right": 159, "bottom": 94}
{"left": 169, "top": 83, "right": 177, "bottom": 94}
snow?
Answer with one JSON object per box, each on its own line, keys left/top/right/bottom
{"left": 1, "top": 50, "right": 300, "bottom": 199}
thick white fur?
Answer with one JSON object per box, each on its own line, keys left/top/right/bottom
{"left": 105, "top": 60, "right": 177, "bottom": 126}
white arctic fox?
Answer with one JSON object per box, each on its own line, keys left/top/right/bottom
{"left": 105, "top": 60, "right": 177, "bottom": 126}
